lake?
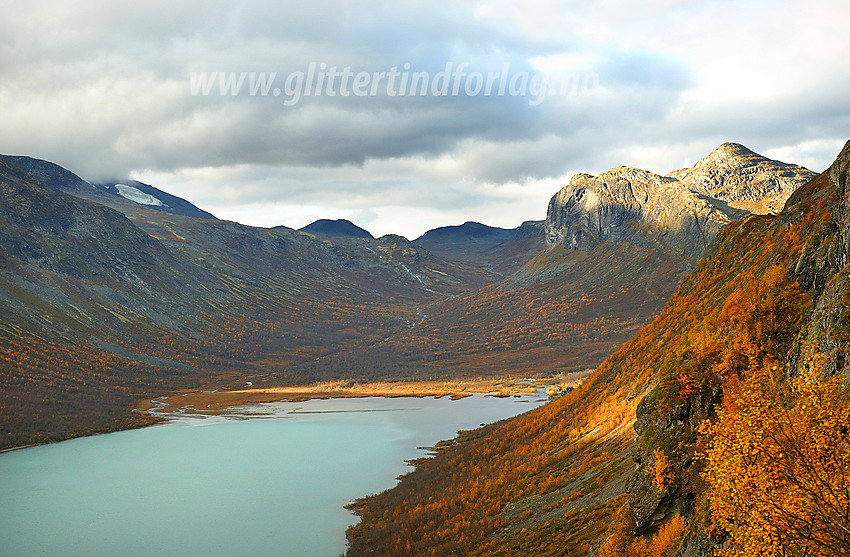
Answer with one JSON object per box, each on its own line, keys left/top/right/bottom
{"left": 0, "top": 392, "right": 546, "bottom": 557}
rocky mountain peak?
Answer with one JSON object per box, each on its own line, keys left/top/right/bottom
{"left": 706, "top": 141, "right": 757, "bottom": 160}
{"left": 545, "top": 144, "right": 816, "bottom": 257}
{"left": 668, "top": 142, "right": 815, "bottom": 214}
{"left": 546, "top": 163, "right": 745, "bottom": 257}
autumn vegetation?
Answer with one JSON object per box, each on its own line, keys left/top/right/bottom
{"left": 347, "top": 146, "right": 850, "bottom": 556}
{"left": 0, "top": 166, "right": 689, "bottom": 449}
{"left": 701, "top": 352, "right": 850, "bottom": 556}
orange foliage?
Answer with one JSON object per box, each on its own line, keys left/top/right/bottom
{"left": 651, "top": 448, "right": 675, "bottom": 492}
{"left": 701, "top": 348, "right": 850, "bottom": 556}
{"left": 599, "top": 508, "right": 686, "bottom": 557}
{"left": 347, "top": 169, "right": 833, "bottom": 555}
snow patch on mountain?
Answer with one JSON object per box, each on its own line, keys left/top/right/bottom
{"left": 115, "top": 184, "right": 163, "bottom": 206}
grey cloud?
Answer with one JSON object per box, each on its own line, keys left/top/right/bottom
{"left": 2, "top": 0, "right": 581, "bottom": 179}
{"left": 1, "top": 0, "right": 848, "bottom": 236}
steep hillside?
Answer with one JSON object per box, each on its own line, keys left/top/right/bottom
{"left": 0, "top": 159, "right": 206, "bottom": 446}
{"left": 346, "top": 142, "right": 848, "bottom": 557}
{"left": 0, "top": 160, "right": 182, "bottom": 283}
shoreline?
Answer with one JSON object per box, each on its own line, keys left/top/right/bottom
{"left": 1, "top": 372, "right": 591, "bottom": 454}
{"left": 134, "top": 373, "right": 590, "bottom": 418}
{"left": 0, "top": 443, "right": 37, "bottom": 454}
{"left": 0, "top": 375, "right": 577, "bottom": 557}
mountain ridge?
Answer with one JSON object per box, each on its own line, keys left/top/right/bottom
{"left": 545, "top": 143, "right": 814, "bottom": 258}
{"left": 414, "top": 221, "right": 518, "bottom": 242}
{"left": 0, "top": 154, "right": 217, "bottom": 221}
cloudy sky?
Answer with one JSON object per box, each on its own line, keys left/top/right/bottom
{"left": 2, "top": 0, "right": 849, "bottom": 238}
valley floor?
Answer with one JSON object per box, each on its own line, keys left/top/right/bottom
{"left": 135, "top": 372, "right": 591, "bottom": 417}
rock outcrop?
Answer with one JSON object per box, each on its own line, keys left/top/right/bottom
{"left": 545, "top": 144, "right": 815, "bottom": 258}
{"left": 545, "top": 166, "right": 746, "bottom": 258}
{"left": 787, "top": 139, "right": 850, "bottom": 378}
{"left": 669, "top": 143, "right": 816, "bottom": 214}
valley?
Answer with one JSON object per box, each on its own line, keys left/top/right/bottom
{"left": 1, "top": 142, "right": 808, "bottom": 449}
{"left": 1, "top": 138, "right": 842, "bottom": 557}
{"left": 5, "top": 1, "right": 848, "bottom": 555}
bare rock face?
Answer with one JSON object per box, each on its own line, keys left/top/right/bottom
{"left": 669, "top": 143, "right": 816, "bottom": 214}
{"left": 545, "top": 144, "right": 815, "bottom": 258}
{"left": 788, "top": 139, "right": 850, "bottom": 378}
{"left": 545, "top": 166, "right": 746, "bottom": 258}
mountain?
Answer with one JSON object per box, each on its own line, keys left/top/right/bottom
{"left": 546, "top": 167, "right": 745, "bottom": 258}
{"left": 415, "top": 221, "right": 517, "bottom": 243}
{"left": 668, "top": 142, "right": 816, "bottom": 214}
{"left": 545, "top": 143, "right": 814, "bottom": 258}
{"left": 95, "top": 180, "right": 216, "bottom": 219}
{"left": 345, "top": 141, "right": 848, "bottom": 556}
{"left": 0, "top": 155, "right": 216, "bottom": 220}
{"left": 0, "top": 159, "right": 184, "bottom": 284}
{"left": 299, "top": 218, "right": 374, "bottom": 239}
{"left": 414, "top": 220, "right": 546, "bottom": 276}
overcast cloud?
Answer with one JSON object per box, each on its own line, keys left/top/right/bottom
{"left": 1, "top": 0, "right": 848, "bottom": 238}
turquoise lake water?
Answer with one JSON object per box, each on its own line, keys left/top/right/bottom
{"left": 0, "top": 393, "right": 546, "bottom": 557}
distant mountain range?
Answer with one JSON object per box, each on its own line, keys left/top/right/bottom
{"left": 0, "top": 144, "right": 815, "bottom": 450}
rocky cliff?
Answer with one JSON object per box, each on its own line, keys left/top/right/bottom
{"left": 624, "top": 139, "right": 849, "bottom": 556}
{"left": 545, "top": 144, "right": 815, "bottom": 258}
{"left": 787, "top": 139, "right": 850, "bottom": 377}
